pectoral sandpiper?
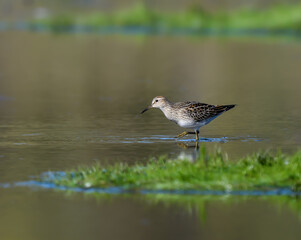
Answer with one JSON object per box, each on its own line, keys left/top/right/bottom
{"left": 141, "top": 96, "right": 235, "bottom": 141}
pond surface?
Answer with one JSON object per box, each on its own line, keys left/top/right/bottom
{"left": 0, "top": 32, "right": 300, "bottom": 239}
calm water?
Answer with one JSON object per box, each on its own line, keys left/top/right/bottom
{"left": 0, "top": 32, "right": 300, "bottom": 239}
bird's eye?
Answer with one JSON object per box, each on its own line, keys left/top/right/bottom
{"left": 155, "top": 100, "right": 158, "bottom": 102}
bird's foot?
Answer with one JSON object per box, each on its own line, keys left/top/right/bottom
{"left": 176, "top": 131, "right": 195, "bottom": 139}
{"left": 176, "top": 131, "right": 188, "bottom": 138}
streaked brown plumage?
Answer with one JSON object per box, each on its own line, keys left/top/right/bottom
{"left": 141, "top": 96, "right": 236, "bottom": 140}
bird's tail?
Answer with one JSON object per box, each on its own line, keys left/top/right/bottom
{"left": 214, "top": 104, "right": 236, "bottom": 114}
{"left": 223, "top": 104, "right": 236, "bottom": 111}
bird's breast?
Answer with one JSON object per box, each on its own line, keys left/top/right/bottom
{"left": 161, "top": 108, "right": 190, "bottom": 127}
{"left": 161, "top": 107, "right": 177, "bottom": 122}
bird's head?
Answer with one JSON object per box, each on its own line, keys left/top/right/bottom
{"left": 140, "top": 96, "right": 168, "bottom": 114}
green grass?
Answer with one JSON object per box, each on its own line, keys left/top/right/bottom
{"left": 49, "top": 147, "right": 301, "bottom": 192}
{"left": 30, "top": 3, "right": 301, "bottom": 33}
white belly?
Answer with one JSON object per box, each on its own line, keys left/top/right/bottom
{"left": 177, "top": 119, "right": 207, "bottom": 129}
{"left": 177, "top": 114, "right": 221, "bottom": 130}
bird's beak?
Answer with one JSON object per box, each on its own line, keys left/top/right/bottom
{"left": 140, "top": 105, "right": 152, "bottom": 114}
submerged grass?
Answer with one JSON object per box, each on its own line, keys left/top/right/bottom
{"left": 50, "top": 147, "right": 301, "bottom": 193}
{"left": 30, "top": 3, "right": 301, "bottom": 34}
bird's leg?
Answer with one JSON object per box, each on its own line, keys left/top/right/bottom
{"left": 195, "top": 130, "right": 199, "bottom": 141}
{"left": 176, "top": 131, "right": 195, "bottom": 139}
{"left": 176, "top": 131, "right": 188, "bottom": 138}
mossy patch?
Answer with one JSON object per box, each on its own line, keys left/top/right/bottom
{"left": 48, "top": 147, "right": 301, "bottom": 193}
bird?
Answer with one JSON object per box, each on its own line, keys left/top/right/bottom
{"left": 141, "top": 96, "right": 235, "bottom": 141}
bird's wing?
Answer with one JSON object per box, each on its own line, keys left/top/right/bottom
{"left": 180, "top": 102, "right": 235, "bottom": 122}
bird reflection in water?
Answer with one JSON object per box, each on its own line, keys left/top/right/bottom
{"left": 176, "top": 141, "right": 202, "bottom": 163}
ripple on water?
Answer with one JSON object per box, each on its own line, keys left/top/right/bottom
{"left": 98, "top": 135, "right": 263, "bottom": 144}
{"left": 21, "top": 133, "right": 41, "bottom": 136}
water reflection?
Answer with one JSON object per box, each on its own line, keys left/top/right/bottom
{"left": 142, "top": 194, "right": 301, "bottom": 220}
{"left": 177, "top": 142, "right": 200, "bottom": 162}
{"left": 0, "top": 187, "right": 299, "bottom": 240}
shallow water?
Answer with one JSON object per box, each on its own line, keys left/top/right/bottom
{"left": 0, "top": 32, "right": 300, "bottom": 239}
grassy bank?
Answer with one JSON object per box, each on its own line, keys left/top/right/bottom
{"left": 30, "top": 3, "right": 301, "bottom": 33}
{"left": 49, "top": 148, "right": 301, "bottom": 192}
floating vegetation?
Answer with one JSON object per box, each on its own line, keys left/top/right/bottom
{"left": 28, "top": 3, "right": 301, "bottom": 35}
{"left": 46, "top": 147, "right": 301, "bottom": 193}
